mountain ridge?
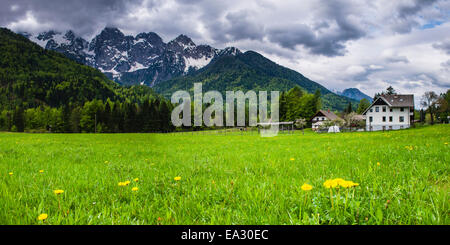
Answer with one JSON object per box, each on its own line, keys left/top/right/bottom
{"left": 337, "top": 88, "right": 372, "bottom": 102}
{"left": 21, "top": 27, "right": 235, "bottom": 86}
{"left": 155, "top": 50, "right": 358, "bottom": 111}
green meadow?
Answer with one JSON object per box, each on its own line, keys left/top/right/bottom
{"left": 0, "top": 125, "right": 448, "bottom": 225}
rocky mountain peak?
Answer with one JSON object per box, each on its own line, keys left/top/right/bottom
{"left": 25, "top": 27, "right": 242, "bottom": 86}
{"left": 219, "top": 47, "right": 241, "bottom": 56}
{"left": 135, "top": 32, "right": 164, "bottom": 46}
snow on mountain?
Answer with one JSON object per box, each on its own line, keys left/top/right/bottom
{"left": 183, "top": 56, "right": 214, "bottom": 73}
{"left": 23, "top": 28, "right": 238, "bottom": 87}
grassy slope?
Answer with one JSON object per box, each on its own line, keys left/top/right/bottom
{"left": 0, "top": 125, "right": 448, "bottom": 224}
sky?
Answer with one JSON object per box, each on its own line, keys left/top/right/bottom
{"left": 1, "top": 0, "right": 450, "bottom": 107}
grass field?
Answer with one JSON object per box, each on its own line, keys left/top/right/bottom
{"left": 0, "top": 125, "right": 448, "bottom": 225}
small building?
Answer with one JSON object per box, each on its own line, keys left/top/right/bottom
{"left": 311, "top": 110, "right": 343, "bottom": 131}
{"left": 362, "top": 94, "right": 414, "bottom": 131}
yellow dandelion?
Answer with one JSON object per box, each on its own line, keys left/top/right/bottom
{"left": 301, "top": 183, "right": 313, "bottom": 191}
{"left": 290, "top": 158, "right": 295, "bottom": 161}
{"left": 334, "top": 178, "right": 345, "bottom": 185}
{"left": 134, "top": 178, "right": 139, "bottom": 182}
{"left": 132, "top": 187, "right": 139, "bottom": 192}
{"left": 377, "top": 162, "right": 380, "bottom": 166}
{"left": 124, "top": 180, "right": 131, "bottom": 186}
{"left": 118, "top": 182, "right": 126, "bottom": 186}
{"left": 53, "top": 189, "right": 64, "bottom": 195}
{"left": 445, "top": 142, "right": 448, "bottom": 145}
{"left": 323, "top": 179, "right": 332, "bottom": 189}
{"left": 8, "top": 172, "right": 13, "bottom": 176}
{"left": 174, "top": 176, "right": 181, "bottom": 181}
{"left": 39, "top": 170, "right": 44, "bottom": 173}
{"left": 38, "top": 213, "right": 48, "bottom": 221}
{"left": 323, "top": 179, "right": 339, "bottom": 189}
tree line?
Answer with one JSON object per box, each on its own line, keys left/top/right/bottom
{"left": 0, "top": 98, "right": 173, "bottom": 133}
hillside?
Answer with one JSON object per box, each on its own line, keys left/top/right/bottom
{"left": 0, "top": 28, "right": 122, "bottom": 108}
{"left": 0, "top": 28, "right": 160, "bottom": 109}
{"left": 154, "top": 51, "right": 358, "bottom": 111}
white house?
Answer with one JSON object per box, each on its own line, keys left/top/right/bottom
{"left": 362, "top": 94, "right": 414, "bottom": 131}
{"left": 311, "top": 110, "right": 343, "bottom": 131}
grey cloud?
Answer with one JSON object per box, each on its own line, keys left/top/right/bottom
{"left": 0, "top": 0, "right": 144, "bottom": 37}
{"left": 391, "top": 0, "right": 439, "bottom": 34}
{"left": 397, "top": 0, "right": 438, "bottom": 18}
{"left": 433, "top": 40, "right": 450, "bottom": 54}
{"left": 385, "top": 55, "right": 410, "bottom": 64}
{"left": 441, "top": 59, "right": 450, "bottom": 69}
{"left": 224, "top": 11, "right": 265, "bottom": 41}
{"left": 267, "top": 0, "right": 366, "bottom": 57}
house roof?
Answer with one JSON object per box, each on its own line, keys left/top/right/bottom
{"left": 380, "top": 94, "right": 414, "bottom": 107}
{"left": 362, "top": 94, "right": 414, "bottom": 115}
{"left": 311, "top": 110, "right": 342, "bottom": 121}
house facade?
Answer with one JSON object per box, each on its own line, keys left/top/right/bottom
{"left": 362, "top": 94, "right": 414, "bottom": 131}
{"left": 311, "top": 110, "right": 342, "bottom": 131}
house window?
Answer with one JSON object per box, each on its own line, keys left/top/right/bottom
{"left": 375, "top": 107, "right": 379, "bottom": 112}
{"left": 369, "top": 116, "right": 373, "bottom": 122}
{"left": 370, "top": 108, "right": 373, "bottom": 113}
{"left": 400, "top": 108, "right": 404, "bottom": 112}
{"left": 389, "top": 126, "right": 393, "bottom": 130}
{"left": 383, "top": 106, "right": 386, "bottom": 112}
{"left": 390, "top": 108, "right": 393, "bottom": 112}
{"left": 382, "top": 116, "right": 386, "bottom": 122}
{"left": 399, "top": 116, "right": 404, "bottom": 122}
{"left": 389, "top": 116, "right": 393, "bottom": 122}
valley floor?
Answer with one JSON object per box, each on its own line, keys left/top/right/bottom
{"left": 0, "top": 125, "right": 448, "bottom": 224}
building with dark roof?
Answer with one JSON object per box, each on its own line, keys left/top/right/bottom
{"left": 362, "top": 94, "right": 414, "bottom": 131}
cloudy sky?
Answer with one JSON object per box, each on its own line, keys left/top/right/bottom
{"left": 1, "top": 0, "right": 450, "bottom": 106}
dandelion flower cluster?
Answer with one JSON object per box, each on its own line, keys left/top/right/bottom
{"left": 118, "top": 181, "right": 131, "bottom": 186}
{"left": 323, "top": 179, "right": 359, "bottom": 189}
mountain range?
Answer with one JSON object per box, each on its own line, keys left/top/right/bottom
{"left": 336, "top": 88, "right": 373, "bottom": 102}
{"left": 20, "top": 27, "right": 227, "bottom": 87}
{"left": 20, "top": 27, "right": 359, "bottom": 111}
